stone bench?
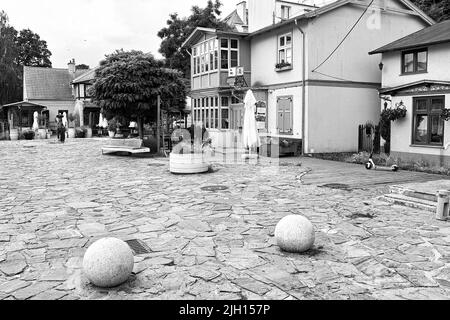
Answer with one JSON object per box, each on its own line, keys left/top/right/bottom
{"left": 102, "top": 138, "right": 150, "bottom": 155}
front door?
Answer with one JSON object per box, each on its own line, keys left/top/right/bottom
{"left": 230, "top": 103, "right": 244, "bottom": 130}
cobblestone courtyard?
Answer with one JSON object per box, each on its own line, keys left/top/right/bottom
{"left": 0, "top": 139, "right": 449, "bottom": 300}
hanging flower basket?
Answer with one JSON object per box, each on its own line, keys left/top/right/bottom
{"left": 441, "top": 108, "right": 450, "bottom": 121}
{"left": 381, "top": 106, "right": 407, "bottom": 122}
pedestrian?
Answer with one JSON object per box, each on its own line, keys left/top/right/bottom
{"left": 58, "top": 120, "right": 66, "bottom": 143}
{"left": 55, "top": 114, "right": 63, "bottom": 140}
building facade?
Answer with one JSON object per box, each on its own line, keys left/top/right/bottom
{"left": 370, "top": 20, "right": 450, "bottom": 166}
{"left": 184, "top": 0, "right": 434, "bottom": 154}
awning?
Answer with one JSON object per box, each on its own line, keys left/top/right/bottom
{"left": 1, "top": 101, "right": 47, "bottom": 110}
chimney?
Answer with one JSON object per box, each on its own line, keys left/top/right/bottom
{"left": 236, "top": 1, "right": 248, "bottom": 26}
{"left": 68, "top": 58, "right": 76, "bottom": 74}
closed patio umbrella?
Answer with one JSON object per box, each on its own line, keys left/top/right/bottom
{"left": 62, "top": 112, "right": 68, "bottom": 128}
{"left": 32, "top": 111, "right": 39, "bottom": 131}
{"left": 242, "top": 89, "right": 260, "bottom": 158}
{"left": 74, "top": 100, "right": 84, "bottom": 127}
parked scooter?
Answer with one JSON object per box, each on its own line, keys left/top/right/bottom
{"left": 365, "top": 153, "right": 399, "bottom": 172}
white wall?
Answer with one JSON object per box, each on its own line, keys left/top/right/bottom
{"left": 308, "top": 3, "right": 428, "bottom": 84}
{"left": 307, "top": 86, "right": 381, "bottom": 153}
{"left": 266, "top": 86, "right": 303, "bottom": 139}
{"left": 247, "top": 0, "right": 276, "bottom": 32}
{"left": 382, "top": 43, "right": 450, "bottom": 88}
{"left": 251, "top": 26, "right": 304, "bottom": 86}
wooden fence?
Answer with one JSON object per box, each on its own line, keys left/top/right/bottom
{"left": 358, "top": 124, "right": 380, "bottom": 154}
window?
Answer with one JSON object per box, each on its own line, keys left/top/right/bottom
{"left": 281, "top": 5, "right": 291, "bottom": 20}
{"left": 413, "top": 96, "right": 445, "bottom": 146}
{"left": 84, "top": 84, "right": 91, "bottom": 98}
{"left": 277, "top": 97, "right": 293, "bottom": 134}
{"left": 402, "top": 49, "right": 427, "bottom": 74}
{"left": 278, "top": 33, "right": 292, "bottom": 65}
{"left": 220, "top": 38, "right": 239, "bottom": 70}
{"left": 192, "top": 39, "right": 219, "bottom": 76}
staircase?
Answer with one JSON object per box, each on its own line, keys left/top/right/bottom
{"left": 378, "top": 185, "right": 438, "bottom": 212}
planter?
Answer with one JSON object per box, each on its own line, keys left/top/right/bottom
{"left": 47, "top": 132, "right": 52, "bottom": 139}
{"left": 9, "top": 129, "right": 19, "bottom": 141}
{"left": 68, "top": 128, "right": 76, "bottom": 139}
{"left": 108, "top": 131, "right": 116, "bottom": 138}
{"left": 38, "top": 129, "right": 47, "bottom": 139}
{"left": 86, "top": 128, "right": 93, "bottom": 138}
{"left": 169, "top": 153, "right": 209, "bottom": 174}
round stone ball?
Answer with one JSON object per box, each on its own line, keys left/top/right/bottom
{"left": 275, "top": 215, "right": 315, "bottom": 253}
{"left": 83, "top": 238, "right": 134, "bottom": 288}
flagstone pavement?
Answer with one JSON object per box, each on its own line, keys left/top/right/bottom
{"left": 0, "top": 139, "right": 449, "bottom": 300}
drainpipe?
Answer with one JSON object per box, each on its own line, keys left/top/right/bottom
{"left": 295, "top": 19, "right": 306, "bottom": 155}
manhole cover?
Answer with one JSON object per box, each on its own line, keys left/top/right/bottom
{"left": 125, "top": 239, "right": 151, "bottom": 255}
{"left": 201, "top": 185, "right": 229, "bottom": 192}
{"left": 320, "top": 183, "right": 352, "bottom": 191}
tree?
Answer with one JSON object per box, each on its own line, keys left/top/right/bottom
{"left": 411, "top": 0, "right": 450, "bottom": 22}
{"left": 76, "top": 64, "right": 90, "bottom": 70}
{"left": 157, "top": 0, "right": 231, "bottom": 78}
{"left": 89, "top": 50, "right": 186, "bottom": 138}
{"left": 0, "top": 10, "right": 21, "bottom": 106}
{"left": 15, "top": 29, "right": 52, "bottom": 67}
{"left": 0, "top": 10, "right": 53, "bottom": 106}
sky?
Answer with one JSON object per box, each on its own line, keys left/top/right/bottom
{"left": 1, "top": 0, "right": 237, "bottom": 68}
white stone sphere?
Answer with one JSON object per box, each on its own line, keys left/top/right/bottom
{"left": 83, "top": 238, "right": 134, "bottom": 288}
{"left": 275, "top": 215, "right": 315, "bottom": 253}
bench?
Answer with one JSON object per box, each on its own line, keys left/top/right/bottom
{"left": 101, "top": 138, "right": 150, "bottom": 155}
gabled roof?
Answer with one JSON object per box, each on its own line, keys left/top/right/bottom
{"left": 182, "top": 27, "right": 249, "bottom": 48}
{"left": 24, "top": 66, "right": 89, "bottom": 101}
{"left": 72, "top": 68, "right": 97, "bottom": 84}
{"left": 248, "top": 0, "right": 434, "bottom": 38}
{"left": 223, "top": 9, "right": 245, "bottom": 27}
{"left": 379, "top": 79, "right": 450, "bottom": 95}
{"left": 24, "top": 67, "right": 73, "bottom": 100}
{"left": 369, "top": 20, "right": 450, "bottom": 54}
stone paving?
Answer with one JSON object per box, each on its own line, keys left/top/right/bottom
{"left": 0, "top": 139, "right": 449, "bottom": 300}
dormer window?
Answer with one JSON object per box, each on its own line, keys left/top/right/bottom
{"left": 281, "top": 5, "right": 291, "bottom": 20}
{"left": 402, "top": 49, "right": 427, "bottom": 74}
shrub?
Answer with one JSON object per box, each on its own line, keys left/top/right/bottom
{"left": 75, "top": 127, "right": 86, "bottom": 138}
{"left": 21, "top": 130, "right": 35, "bottom": 140}
{"left": 107, "top": 119, "right": 118, "bottom": 132}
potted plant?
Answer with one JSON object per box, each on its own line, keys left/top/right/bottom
{"left": 441, "top": 108, "right": 450, "bottom": 121}
{"left": 169, "top": 125, "right": 210, "bottom": 174}
{"left": 275, "top": 61, "right": 292, "bottom": 71}
{"left": 67, "top": 113, "right": 76, "bottom": 138}
{"left": 107, "top": 119, "right": 117, "bottom": 138}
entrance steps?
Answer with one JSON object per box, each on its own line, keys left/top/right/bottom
{"left": 378, "top": 185, "right": 437, "bottom": 212}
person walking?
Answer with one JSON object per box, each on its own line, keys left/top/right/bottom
{"left": 58, "top": 119, "right": 66, "bottom": 143}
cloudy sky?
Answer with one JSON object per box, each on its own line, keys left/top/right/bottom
{"left": 1, "top": 0, "right": 236, "bottom": 68}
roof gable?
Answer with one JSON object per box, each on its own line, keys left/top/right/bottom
{"left": 248, "top": 0, "right": 434, "bottom": 38}
{"left": 24, "top": 67, "right": 76, "bottom": 101}
{"left": 370, "top": 19, "right": 450, "bottom": 54}
{"left": 72, "top": 68, "right": 97, "bottom": 84}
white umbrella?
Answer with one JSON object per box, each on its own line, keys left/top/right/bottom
{"left": 62, "top": 112, "right": 68, "bottom": 128}
{"left": 98, "top": 113, "right": 104, "bottom": 127}
{"left": 242, "top": 89, "right": 261, "bottom": 153}
{"left": 74, "top": 100, "right": 84, "bottom": 127}
{"left": 32, "top": 111, "right": 39, "bottom": 131}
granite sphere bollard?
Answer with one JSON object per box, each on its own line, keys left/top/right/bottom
{"left": 275, "top": 215, "right": 315, "bottom": 253}
{"left": 83, "top": 238, "right": 134, "bottom": 288}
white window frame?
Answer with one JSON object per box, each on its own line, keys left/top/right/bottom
{"left": 219, "top": 38, "right": 240, "bottom": 70}
{"left": 277, "top": 33, "right": 293, "bottom": 66}
{"left": 192, "top": 38, "right": 219, "bottom": 76}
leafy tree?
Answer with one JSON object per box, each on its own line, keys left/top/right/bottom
{"left": 15, "top": 29, "right": 52, "bottom": 67}
{"left": 158, "top": 0, "right": 231, "bottom": 78}
{"left": 411, "top": 0, "right": 450, "bottom": 22}
{"left": 0, "top": 10, "right": 21, "bottom": 106}
{"left": 0, "top": 11, "right": 53, "bottom": 106}
{"left": 89, "top": 50, "right": 186, "bottom": 138}
{"left": 76, "top": 64, "right": 90, "bottom": 70}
